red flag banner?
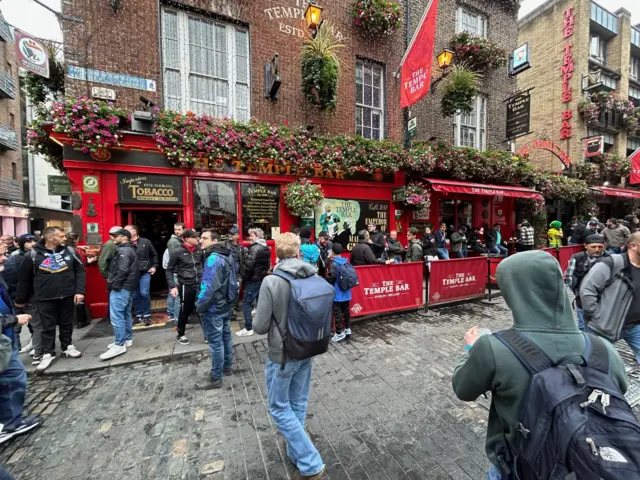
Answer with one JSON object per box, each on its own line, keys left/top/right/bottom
{"left": 15, "top": 30, "right": 49, "bottom": 79}
{"left": 349, "top": 263, "right": 424, "bottom": 317}
{"left": 400, "top": 0, "right": 439, "bottom": 108}
{"left": 629, "top": 148, "right": 640, "bottom": 185}
{"left": 428, "top": 257, "right": 486, "bottom": 304}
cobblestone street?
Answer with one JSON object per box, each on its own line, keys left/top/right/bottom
{"left": 1, "top": 299, "right": 639, "bottom": 480}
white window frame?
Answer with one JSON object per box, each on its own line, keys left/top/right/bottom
{"left": 454, "top": 95, "right": 487, "bottom": 150}
{"left": 355, "top": 60, "right": 385, "bottom": 140}
{"left": 590, "top": 35, "right": 607, "bottom": 64}
{"left": 631, "top": 56, "right": 640, "bottom": 82}
{"left": 456, "top": 7, "right": 487, "bottom": 38}
{"left": 161, "top": 7, "right": 250, "bottom": 120}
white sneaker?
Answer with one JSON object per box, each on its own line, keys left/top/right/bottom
{"left": 63, "top": 345, "right": 82, "bottom": 358}
{"left": 19, "top": 341, "right": 33, "bottom": 354}
{"left": 99, "top": 344, "right": 127, "bottom": 360}
{"left": 251, "top": 309, "right": 256, "bottom": 317}
{"left": 331, "top": 332, "right": 346, "bottom": 342}
{"left": 28, "top": 349, "right": 35, "bottom": 357}
{"left": 235, "top": 328, "right": 254, "bottom": 337}
{"left": 108, "top": 340, "right": 132, "bottom": 348}
{"left": 36, "top": 354, "right": 55, "bottom": 372}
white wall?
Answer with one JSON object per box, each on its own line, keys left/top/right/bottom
{"left": 29, "top": 151, "right": 66, "bottom": 210}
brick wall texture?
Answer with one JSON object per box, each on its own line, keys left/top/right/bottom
{"left": 61, "top": 0, "right": 517, "bottom": 148}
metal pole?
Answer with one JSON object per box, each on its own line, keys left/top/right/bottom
{"left": 486, "top": 256, "right": 492, "bottom": 301}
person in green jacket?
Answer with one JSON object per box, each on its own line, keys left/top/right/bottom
{"left": 98, "top": 226, "right": 122, "bottom": 280}
{"left": 452, "top": 250, "right": 627, "bottom": 479}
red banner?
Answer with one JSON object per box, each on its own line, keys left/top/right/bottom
{"left": 629, "top": 148, "right": 640, "bottom": 185}
{"left": 400, "top": 0, "right": 439, "bottom": 108}
{"left": 428, "top": 257, "right": 487, "bottom": 304}
{"left": 350, "top": 263, "right": 424, "bottom": 317}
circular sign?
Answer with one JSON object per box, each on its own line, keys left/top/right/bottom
{"left": 91, "top": 148, "right": 111, "bottom": 161}
{"left": 19, "top": 38, "right": 47, "bottom": 66}
{"left": 83, "top": 176, "right": 99, "bottom": 192}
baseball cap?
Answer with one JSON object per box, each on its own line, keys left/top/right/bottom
{"left": 109, "top": 226, "right": 123, "bottom": 235}
{"left": 182, "top": 229, "right": 198, "bottom": 239}
{"left": 112, "top": 229, "right": 131, "bottom": 239}
{"left": 229, "top": 226, "right": 239, "bottom": 235}
{"left": 19, "top": 234, "right": 36, "bottom": 249}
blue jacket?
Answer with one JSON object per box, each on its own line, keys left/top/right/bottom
{"left": 327, "top": 256, "right": 352, "bottom": 302}
{"left": 300, "top": 240, "right": 320, "bottom": 266}
{"left": 196, "top": 244, "right": 233, "bottom": 315}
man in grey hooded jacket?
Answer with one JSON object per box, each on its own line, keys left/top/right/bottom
{"left": 253, "top": 232, "right": 326, "bottom": 480}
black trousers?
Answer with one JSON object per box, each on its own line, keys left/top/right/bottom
{"left": 177, "top": 284, "right": 198, "bottom": 337}
{"left": 333, "top": 301, "right": 351, "bottom": 333}
{"left": 36, "top": 296, "right": 75, "bottom": 356}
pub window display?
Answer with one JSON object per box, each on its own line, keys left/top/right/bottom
{"left": 193, "top": 180, "right": 238, "bottom": 233}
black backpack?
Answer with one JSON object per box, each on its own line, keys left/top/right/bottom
{"left": 493, "top": 330, "right": 640, "bottom": 480}
{"left": 335, "top": 261, "right": 359, "bottom": 290}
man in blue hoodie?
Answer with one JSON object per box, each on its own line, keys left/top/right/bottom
{"left": 299, "top": 226, "right": 320, "bottom": 267}
{"left": 327, "top": 243, "right": 352, "bottom": 342}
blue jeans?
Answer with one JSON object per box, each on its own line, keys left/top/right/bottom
{"left": 242, "top": 281, "right": 261, "bottom": 331}
{"left": 166, "top": 275, "right": 180, "bottom": 320}
{"left": 133, "top": 273, "right": 151, "bottom": 317}
{"left": 0, "top": 345, "right": 26, "bottom": 431}
{"left": 436, "top": 248, "right": 450, "bottom": 260}
{"left": 576, "top": 307, "right": 585, "bottom": 331}
{"left": 202, "top": 311, "right": 233, "bottom": 380}
{"left": 490, "top": 245, "right": 509, "bottom": 257}
{"left": 265, "top": 359, "right": 324, "bottom": 476}
{"left": 622, "top": 324, "right": 640, "bottom": 364}
{"left": 455, "top": 249, "right": 467, "bottom": 258}
{"left": 109, "top": 289, "right": 134, "bottom": 346}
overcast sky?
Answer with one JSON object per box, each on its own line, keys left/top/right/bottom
{"left": 3, "top": 0, "right": 638, "bottom": 47}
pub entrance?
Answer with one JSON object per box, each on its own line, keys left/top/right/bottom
{"left": 120, "top": 208, "right": 183, "bottom": 295}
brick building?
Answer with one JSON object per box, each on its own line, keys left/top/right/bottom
{"left": 516, "top": 0, "right": 640, "bottom": 173}
{"left": 0, "top": 14, "right": 27, "bottom": 236}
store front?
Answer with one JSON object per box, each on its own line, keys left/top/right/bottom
{"left": 590, "top": 185, "right": 640, "bottom": 219}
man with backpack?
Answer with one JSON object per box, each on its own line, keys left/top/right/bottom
{"left": 166, "top": 229, "right": 203, "bottom": 346}
{"left": 195, "top": 230, "right": 237, "bottom": 390}
{"left": 405, "top": 227, "right": 423, "bottom": 262}
{"left": 15, "top": 226, "right": 86, "bottom": 372}
{"left": 238, "top": 228, "right": 270, "bottom": 337}
{"left": 565, "top": 234, "right": 607, "bottom": 331}
{"left": 581, "top": 231, "right": 640, "bottom": 366}
{"left": 253, "top": 233, "right": 334, "bottom": 480}
{"left": 453, "top": 250, "right": 632, "bottom": 479}
{"left": 327, "top": 243, "right": 357, "bottom": 342}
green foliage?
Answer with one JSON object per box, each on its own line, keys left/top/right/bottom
{"left": 441, "top": 65, "right": 481, "bottom": 117}
{"left": 448, "top": 32, "right": 507, "bottom": 73}
{"left": 284, "top": 178, "right": 325, "bottom": 217}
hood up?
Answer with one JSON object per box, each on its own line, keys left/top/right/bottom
{"left": 275, "top": 257, "right": 317, "bottom": 279}
{"left": 497, "top": 250, "right": 577, "bottom": 332}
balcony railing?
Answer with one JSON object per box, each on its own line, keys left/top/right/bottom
{"left": 633, "top": 27, "right": 640, "bottom": 49}
{"left": 0, "top": 19, "right": 12, "bottom": 43}
{"left": 0, "top": 69, "right": 15, "bottom": 99}
{"left": 589, "top": 109, "right": 623, "bottom": 131}
{"left": 0, "top": 177, "right": 22, "bottom": 202}
{"left": 591, "top": 2, "right": 618, "bottom": 34}
{"left": 0, "top": 125, "right": 18, "bottom": 151}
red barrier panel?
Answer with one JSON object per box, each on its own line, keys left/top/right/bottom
{"left": 542, "top": 247, "right": 557, "bottom": 257}
{"left": 350, "top": 262, "right": 424, "bottom": 317}
{"left": 488, "top": 257, "right": 504, "bottom": 285}
{"left": 557, "top": 245, "right": 583, "bottom": 272}
{"left": 428, "top": 257, "right": 487, "bottom": 305}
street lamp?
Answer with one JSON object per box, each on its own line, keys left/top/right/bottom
{"left": 430, "top": 49, "right": 455, "bottom": 94}
{"left": 304, "top": 2, "right": 323, "bottom": 38}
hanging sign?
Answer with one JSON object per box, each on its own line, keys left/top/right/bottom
{"left": 510, "top": 43, "right": 531, "bottom": 76}
{"left": 117, "top": 173, "right": 182, "bottom": 204}
{"left": 47, "top": 176, "right": 71, "bottom": 195}
{"left": 584, "top": 136, "right": 604, "bottom": 158}
{"left": 506, "top": 92, "right": 531, "bottom": 139}
{"left": 15, "top": 30, "right": 49, "bottom": 78}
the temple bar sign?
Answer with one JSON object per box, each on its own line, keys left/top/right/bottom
{"left": 118, "top": 173, "right": 182, "bottom": 204}
{"left": 517, "top": 140, "right": 571, "bottom": 169}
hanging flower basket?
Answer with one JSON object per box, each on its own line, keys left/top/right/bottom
{"left": 352, "top": 0, "right": 402, "bottom": 36}
{"left": 448, "top": 32, "right": 507, "bottom": 73}
{"left": 578, "top": 91, "right": 640, "bottom": 133}
{"left": 284, "top": 178, "right": 325, "bottom": 217}
{"left": 440, "top": 65, "right": 481, "bottom": 117}
{"left": 402, "top": 182, "right": 430, "bottom": 211}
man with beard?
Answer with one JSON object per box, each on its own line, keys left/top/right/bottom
{"left": 315, "top": 231, "right": 333, "bottom": 277}
{"left": 367, "top": 223, "right": 385, "bottom": 259}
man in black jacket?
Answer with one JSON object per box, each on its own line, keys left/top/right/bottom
{"left": 316, "top": 230, "right": 333, "bottom": 277}
{"left": 238, "top": 228, "right": 270, "bottom": 337}
{"left": 367, "top": 223, "right": 385, "bottom": 259}
{"left": 16, "top": 226, "right": 86, "bottom": 372}
{"left": 166, "top": 229, "right": 203, "bottom": 345}
{"left": 125, "top": 225, "right": 158, "bottom": 326}
{"left": 350, "top": 230, "right": 393, "bottom": 266}
{"left": 100, "top": 229, "right": 139, "bottom": 360}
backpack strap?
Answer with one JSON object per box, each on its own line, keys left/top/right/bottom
{"left": 493, "top": 329, "right": 555, "bottom": 375}
{"left": 271, "top": 269, "right": 293, "bottom": 369}
{"left": 583, "top": 333, "right": 609, "bottom": 374}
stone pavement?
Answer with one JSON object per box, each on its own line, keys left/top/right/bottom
{"left": 2, "top": 298, "right": 639, "bottom": 480}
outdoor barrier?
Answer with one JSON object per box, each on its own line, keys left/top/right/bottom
{"left": 428, "top": 257, "right": 487, "bottom": 305}
{"left": 350, "top": 262, "right": 425, "bottom": 317}
{"left": 488, "top": 256, "right": 504, "bottom": 286}
{"left": 542, "top": 245, "right": 583, "bottom": 272}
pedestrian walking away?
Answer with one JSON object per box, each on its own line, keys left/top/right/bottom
{"left": 195, "top": 230, "right": 237, "bottom": 390}
{"left": 100, "top": 229, "right": 139, "bottom": 360}
{"left": 166, "top": 229, "right": 203, "bottom": 346}
{"left": 15, "top": 226, "right": 86, "bottom": 372}
{"left": 238, "top": 228, "right": 270, "bottom": 337}
{"left": 0, "top": 241, "right": 39, "bottom": 445}
{"left": 564, "top": 234, "right": 607, "bottom": 331}
{"left": 253, "top": 232, "right": 331, "bottom": 480}
{"left": 452, "top": 250, "right": 630, "bottom": 479}
{"left": 125, "top": 225, "right": 158, "bottom": 326}
{"left": 327, "top": 243, "right": 356, "bottom": 342}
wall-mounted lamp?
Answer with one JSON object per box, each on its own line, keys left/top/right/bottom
{"left": 430, "top": 49, "right": 455, "bottom": 94}
{"left": 304, "top": 2, "right": 323, "bottom": 38}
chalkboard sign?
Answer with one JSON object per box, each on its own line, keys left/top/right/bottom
{"left": 48, "top": 176, "right": 71, "bottom": 195}
{"left": 241, "top": 183, "right": 280, "bottom": 240}
{"left": 506, "top": 92, "right": 531, "bottom": 140}
{"left": 118, "top": 173, "right": 182, "bottom": 204}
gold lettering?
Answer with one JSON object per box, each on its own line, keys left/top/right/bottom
{"left": 247, "top": 164, "right": 258, "bottom": 173}
{"left": 324, "top": 170, "right": 334, "bottom": 179}
{"left": 313, "top": 167, "right": 324, "bottom": 178}
{"left": 258, "top": 163, "right": 274, "bottom": 174}
{"left": 335, "top": 171, "right": 345, "bottom": 180}
{"left": 231, "top": 160, "right": 242, "bottom": 172}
